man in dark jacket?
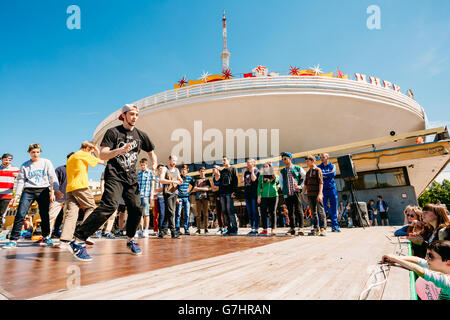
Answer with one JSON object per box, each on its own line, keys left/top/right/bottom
{"left": 376, "top": 195, "right": 389, "bottom": 226}
{"left": 219, "top": 157, "right": 238, "bottom": 236}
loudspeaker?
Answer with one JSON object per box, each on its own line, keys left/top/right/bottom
{"left": 337, "top": 154, "right": 357, "bottom": 180}
{"left": 350, "top": 202, "right": 370, "bottom": 227}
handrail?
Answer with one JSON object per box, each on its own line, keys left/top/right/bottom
{"left": 93, "top": 76, "right": 425, "bottom": 138}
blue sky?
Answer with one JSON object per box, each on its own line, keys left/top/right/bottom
{"left": 1, "top": 0, "right": 449, "bottom": 181}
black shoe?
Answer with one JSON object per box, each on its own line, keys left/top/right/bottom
{"left": 195, "top": 229, "right": 201, "bottom": 234}
{"left": 285, "top": 228, "right": 295, "bottom": 236}
{"left": 158, "top": 233, "right": 164, "bottom": 239}
{"left": 204, "top": 229, "right": 208, "bottom": 234}
{"left": 51, "top": 233, "right": 60, "bottom": 239}
{"left": 171, "top": 233, "right": 180, "bottom": 239}
{"left": 184, "top": 229, "right": 190, "bottom": 235}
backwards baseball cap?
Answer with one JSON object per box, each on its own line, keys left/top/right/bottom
{"left": 118, "top": 104, "right": 139, "bottom": 121}
{"left": 280, "top": 152, "right": 292, "bottom": 159}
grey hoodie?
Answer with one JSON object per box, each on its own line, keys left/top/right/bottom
{"left": 15, "top": 158, "right": 59, "bottom": 199}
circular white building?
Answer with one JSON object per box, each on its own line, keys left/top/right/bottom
{"left": 93, "top": 75, "right": 425, "bottom": 165}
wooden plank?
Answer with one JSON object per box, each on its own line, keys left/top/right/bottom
{"left": 30, "top": 227, "right": 402, "bottom": 300}
{"left": 0, "top": 235, "right": 285, "bottom": 300}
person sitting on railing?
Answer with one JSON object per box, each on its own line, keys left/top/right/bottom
{"left": 394, "top": 206, "right": 424, "bottom": 237}
{"left": 408, "top": 204, "right": 449, "bottom": 258}
{"left": 382, "top": 239, "right": 450, "bottom": 300}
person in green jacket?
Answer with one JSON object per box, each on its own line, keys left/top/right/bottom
{"left": 257, "top": 161, "right": 279, "bottom": 236}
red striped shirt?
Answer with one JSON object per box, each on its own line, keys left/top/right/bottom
{"left": 0, "top": 165, "right": 19, "bottom": 199}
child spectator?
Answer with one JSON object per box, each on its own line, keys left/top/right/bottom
{"left": 382, "top": 240, "right": 450, "bottom": 300}
{"left": 281, "top": 204, "right": 289, "bottom": 227}
{"left": 304, "top": 204, "right": 313, "bottom": 229}
{"left": 394, "top": 206, "right": 423, "bottom": 237}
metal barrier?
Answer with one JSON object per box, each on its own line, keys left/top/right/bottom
{"left": 408, "top": 241, "right": 419, "bottom": 300}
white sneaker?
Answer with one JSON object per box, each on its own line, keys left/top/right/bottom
{"left": 143, "top": 230, "right": 149, "bottom": 238}
{"left": 85, "top": 237, "right": 95, "bottom": 245}
{"left": 58, "top": 241, "right": 69, "bottom": 250}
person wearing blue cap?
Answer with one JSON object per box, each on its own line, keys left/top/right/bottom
{"left": 318, "top": 153, "right": 341, "bottom": 232}
{"left": 279, "top": 152, "right": 306, "bottom": 236}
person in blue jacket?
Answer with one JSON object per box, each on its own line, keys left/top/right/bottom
{"left": 318, "top": 153, "right": 340, "bottom": 232}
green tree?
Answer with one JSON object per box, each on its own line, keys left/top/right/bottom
{"left": 418, "top": 179, "right": 450, "bottom": 208}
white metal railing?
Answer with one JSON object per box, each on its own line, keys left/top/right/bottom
{"left": 94, "top": 76, "right": 425, "bottom": 138}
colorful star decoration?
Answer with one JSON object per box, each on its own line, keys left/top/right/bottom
{"left": 178, "top": 76, "right": 187, "bottom": 87}
{"left": 336, "top": 67, "right": 345, "bottom": 78}
{"left": 289, "top": 65, "right": 300, "bottom": 76}
{"left": 200, "top": 71, "right": 210, "bottom": 82}
{"left": 222, "top": 68, "right": 233, "bottom": 79}
{"left": 311, "top": 64, "right": 323, "bottom": 76}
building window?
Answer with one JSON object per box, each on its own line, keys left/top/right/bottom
{"left": 337, "top": 167, "right": 408, "bottom": 191}
{"left": 376, "top": 168, "right": 407, "bottom": 188}
{"left": 353, "top": 172, "right": 378, "bottom": 190}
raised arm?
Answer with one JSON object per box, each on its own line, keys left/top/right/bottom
{"left": 99, "top": 145, "right": 130, "bottom": 161}
{"left": 382, "top": 254, "right": 425, "bottom": 277}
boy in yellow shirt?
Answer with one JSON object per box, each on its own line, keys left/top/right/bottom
{"left": 59, "top": 141, "right": 102, "bottom": 249}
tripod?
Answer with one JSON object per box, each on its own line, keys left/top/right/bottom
{"left": 348, "top": 179, "right": 366, "bottom": 229}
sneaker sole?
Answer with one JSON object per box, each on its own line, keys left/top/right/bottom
{"left": 127, "top": 245, "right": 143, "bottom": 255}
{"left": 67, "top": 244, "right": 93, "bottom": 262}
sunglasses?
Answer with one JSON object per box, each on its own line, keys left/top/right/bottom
{"left": 282, "top": 157, "right": 289, "bottom": 161}
{"left": 406, "top": 214, "right": 416, "bottom": 218}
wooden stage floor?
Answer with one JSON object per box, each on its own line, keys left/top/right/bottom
{"left": 0, "top": 227, "right": 406, "bottom": 300}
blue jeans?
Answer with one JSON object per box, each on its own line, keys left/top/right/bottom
{"left": 140, "top": 197, "right": 150, "bottom": 216}
{"left": 175, "top": 197, "right": 191, "bottom": 231}
{"left": 157, "top": 197, "right": 166, "bottom": 231}
{"left": 220, "top": 194, "right": 238, "bottom": 232}
{"left": 323, "top": 188, "right": 339, "bottom": 230}
{"left": 11, "top": 189, "right": 51, "bottom": 241}
{"left": 245, "top": 197, "right": 259, "bottom": 230}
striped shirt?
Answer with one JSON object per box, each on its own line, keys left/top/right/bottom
{"left": 137, "top": 169, "right": 153, "bottom": 198}
{"left": 0, "top": 165, "right": 19, "bottom": 199}
{"left": 178, "top": 175, "right": 194, "bottom": 198}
